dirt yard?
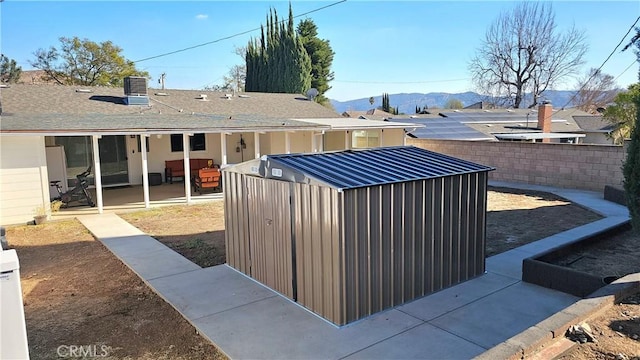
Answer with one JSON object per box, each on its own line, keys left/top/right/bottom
{"left": 6, "top": 221, "right": 225, "bottom": 360}
{"left": 6, "top": 186, "right": 638, "bottom": 359}
{"left": 121, "top": 186, "right": 604, "bottom": 265}
{"left": 550, "top": 228, "right": 640, "bottom": 278}
{"left": 558, "top": 291, "right": 640, "bottom": 360}
{"left": 485, "top": 186, "right": 603, "bottom": 256}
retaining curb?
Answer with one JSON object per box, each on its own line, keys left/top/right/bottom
{"left": 474, "top": 272, "right": 640, "bottom": 360}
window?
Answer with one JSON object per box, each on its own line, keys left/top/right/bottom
{"left": 352, "top": 130, "right": 380, "bottom": 149}
{"left": 170, "top": 133, "right": 206, "bottom": 152}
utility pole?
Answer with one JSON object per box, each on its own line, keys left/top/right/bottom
{"left": 158, "top": 73, "right": 166, "bottom": 90}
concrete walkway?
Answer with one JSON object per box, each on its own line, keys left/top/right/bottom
{"left": 78, "top": 182, "right": 630, "bottom": 359}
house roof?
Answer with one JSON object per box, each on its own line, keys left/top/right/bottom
{"left": 390, "top": 107, "right": 592, "bottom": 141}
{"left": 387, "top": 117, "right": 494, "bottom": 141}
{"left": 293, "top": 117, "right": 423, "bottom": 130}
{"left": 0, "top": 113, "right": 329, "bottom": 136}
{"left": 342, "top": 109, "right": 395, "bottom": 121}
{"left": 1, "top": 84, "right": 340, "bottom": 118}
{"left": 224, "top": 146, "right": 495, "bottom": 190}
{"left": 0, "top": 84, "right": 348, "bottom": 135}
{"left": 572, "top": 115, "right": 615, "bottom": 133}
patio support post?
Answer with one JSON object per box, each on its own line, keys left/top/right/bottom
{"left": 311, "top": 132, "right": 317, "bottom": 153}
{"left": 285, "top": 132, "right": 291, "bottom": 154}
{"left": 345, "top": 131, "right": 351, "bottom": 150}
{"left": 141, "top": 134, "right": 150, "bottom": 208}
{"left": 221, "top": 133, "right": 228, "bottom": 165}
{"left": 254, "top": 132, "right": 260, "bottom": 159}
{"left": 91, "top": 135, "right": 104, "bottom": 214}
{"left": 183, "top": 133, "right": 192, "bottom": 204}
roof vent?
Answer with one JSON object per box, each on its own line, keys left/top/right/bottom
{"left": 124, "top": 76, "right": 148, "bottom": 96}
{"left": 238, "top": 94, "right": 250, "bottom": 98}
{"left": 224, "top": 93, "right": 233, "bottom": 99}
{"left": 75, "top": 89, "right": 92, "bottom": 93}
{"left": 154, "top": 92, "right": 168, "bottom": 96}
{"left": 0, "top": 84, "right": 10, "bottom": 88}
{"left": 197, "top": 94, "right": 208, "bottom": 101}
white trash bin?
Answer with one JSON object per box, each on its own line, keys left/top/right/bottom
{"left": 1, "top": 249, "right": 30, "bottom": 359}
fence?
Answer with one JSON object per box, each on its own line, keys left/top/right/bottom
{"left": 407, "top": 139, "right": 627, "bottom": 192}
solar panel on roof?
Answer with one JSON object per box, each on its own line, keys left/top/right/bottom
{"left": 387, "top": 118, "right": 494, "bottom": 141}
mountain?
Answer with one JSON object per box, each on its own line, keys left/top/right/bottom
{"left": 330, "top": 90, "right": 578, "bottom": 115}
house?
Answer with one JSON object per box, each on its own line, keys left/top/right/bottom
{"left": 389, "top": 103, "right": 607, "bottom": 144}
{"left": 0, "top": 80, "right": 421, "bottom": 225}
{"left": 341, "top": 108, "right": 395, "bottom": 121}
{"left": 572, "top": 115, "right": 616, "bottom": 145}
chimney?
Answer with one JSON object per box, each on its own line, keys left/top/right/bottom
{"left": 537, "top": 101, "right": 552, "bottom": 143}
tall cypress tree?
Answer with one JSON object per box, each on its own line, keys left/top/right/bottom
{"left": 245, "top": 5, "right": 311, "bottom": 94}
{"left": 297, "top": 19, "right": 335, "bottom": 104}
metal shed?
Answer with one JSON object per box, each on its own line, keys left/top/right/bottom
{"left": 223, "top": 146, "right": 494, "bottom": 325}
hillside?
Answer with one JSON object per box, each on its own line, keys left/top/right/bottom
{"left": 330, "top": 90, "right": 578, "bottom": 114}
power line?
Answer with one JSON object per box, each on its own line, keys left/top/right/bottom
{"left": 133, "top": 0, "right": 346, "bottom": 63}
{"left": 557, "top": 15, "right": 639, "bottom": 111}
{"left": 613, "top": 60, "right": 638, "bottom": 83}
{"left": 333, "top": 78, "right": 469, "bottom": 85}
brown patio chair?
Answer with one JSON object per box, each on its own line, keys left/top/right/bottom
{"left": 193, "top": 167, "right": 221, "bottom": 194}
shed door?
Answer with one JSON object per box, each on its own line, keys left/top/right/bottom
{"left": 246, "top": 177, "right": 294, "bottom": 299}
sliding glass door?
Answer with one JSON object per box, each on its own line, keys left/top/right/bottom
{"left": 54, "top": 135, "right": 129, "bottom": 186}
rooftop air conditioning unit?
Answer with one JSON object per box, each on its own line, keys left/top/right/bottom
{"left": 124, "top": 76, "right": 148, "bottom": 96}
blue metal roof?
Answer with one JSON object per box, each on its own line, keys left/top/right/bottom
{"left": 244, "top": 146, "right": 494, "bottom": 190}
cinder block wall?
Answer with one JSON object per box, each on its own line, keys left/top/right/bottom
{"left": 407, "top": 139, "right": 626, "bottom": 192}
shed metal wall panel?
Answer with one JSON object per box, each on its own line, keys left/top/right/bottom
{"left": 292, "top": 184, "right": 343, "bottom": 324}
{"left": 245, "top": 177, "right": 294, "bottom": 298}
{"left": 337, "top": 172, "right": 488, "bottom": 324}
{"left": 223, "top": 172, "right": 251, "bottom": 274}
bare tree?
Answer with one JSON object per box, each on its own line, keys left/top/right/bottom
{"left": 469, "top": 2, "right": 588, "bottom": 108}
{"left": 574, "top": 68, "right": 619, "bottom": 113}
{"left": 222, "top": 46, "right": 246, "bottom": 92}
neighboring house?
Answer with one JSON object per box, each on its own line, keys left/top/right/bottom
{"left": 17, "top": 70, "right": 50, "bottom": 85}
{"left": 572, "top": 115, "right": 616, "bottom": 145}
{"left": 342, "top": 108, "right": 395, "bottom": 121}
{"left": 0, "top": 80, "right": 420, "bottom": 225}
{"left": 388, "top": 104, "right": 607, "bottom": 144}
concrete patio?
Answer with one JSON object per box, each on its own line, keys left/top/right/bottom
{"left": 77, "top": 181, "right": 632, "bottom": 359}
{"left": 52, "top": 182, "right": 223, "bottom": 220}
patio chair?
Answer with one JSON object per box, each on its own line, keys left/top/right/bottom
{"left": 193, "top": 167, "right": 221, "bottom": 194}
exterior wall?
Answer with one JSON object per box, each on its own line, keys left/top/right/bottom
{"left": 137, "top": 133, "right": 225, "bottom": 184}
{"left": 289, "top": 131, "right": 313, "bottom": 153}
{"left": 324, "top": 131, "right": 348, "bottom": 151}
{"left": 268, "top": 132, "right": 287, "bottom": 154}
{"left": 407, "top": 139, "right": 626, "bottom": 191}
{"left": 581, "top": 132, "right": 612, "bottom": 145}
{"left": 381, "top": 128, "right": 405, "bottom": 146}
{"left": 0, "top": 136, "right": 50, "bottom": 225}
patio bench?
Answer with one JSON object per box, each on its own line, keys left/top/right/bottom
{"left": 164, "top": 158, "right": 217, "bottom": 184}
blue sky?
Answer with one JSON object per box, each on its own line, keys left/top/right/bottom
{"left": 1, "top": 1, "right": 639, "bottom": 101}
